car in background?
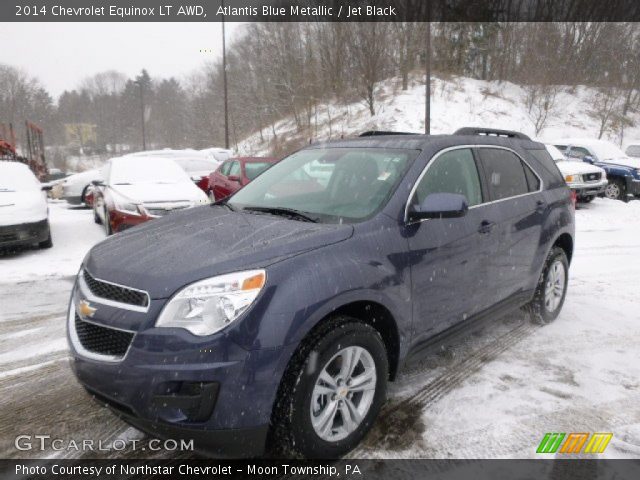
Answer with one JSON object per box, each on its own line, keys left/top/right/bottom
{"left": 0, "top": 162, "right": 52, "bottom": 249}
{"left": 200, "top": 147, "right": 233, "bottom": 163}
{"left": 207, "top": 157, "right": 278, "bottom": 201}
{"left": 126, "top": 149, "right": 222, "bottom": 193}
{"left": 61, "top": 169, "right": 102, "bottom": 206}
{"left": 92, "top": 156, "right": 208, "bottom": 235}
{"left": 624, "top": 141, "right": 640, "bottom": 158}
{"left": 554, "top": 138, "right": 640, "bottom": 201}
{"left": 544, "top": 144, "right": 607, "bottom": 203}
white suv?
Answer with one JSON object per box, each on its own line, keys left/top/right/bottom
{"left": 545, "top": 145, "right": 607, "bottom": 203}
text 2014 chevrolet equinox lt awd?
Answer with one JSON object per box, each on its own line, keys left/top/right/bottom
{"left": 68, "top": 128, "right": 574, "bottom": 458}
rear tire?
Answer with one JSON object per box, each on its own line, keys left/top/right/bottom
{"left": 270, "top": 316, "right": 388, "bottom": 458}
{"left": 578, "top": 195, "right": 594, "bottom": 203}
{"left": 93, "top": 207, "right": 102, "bottom": 224}
{"left": 208, "top": 190, "right": 216, "bottom": 203}
{"left": 524, "top": 246, "right": 569, "bottom": 325}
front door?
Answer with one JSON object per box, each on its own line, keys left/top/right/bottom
{"left": 405, "top": 147, "right": 494, "bottom": 341}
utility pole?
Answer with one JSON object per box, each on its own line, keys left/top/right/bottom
{"left": 222, "top": 0, "right": 230, "bottom": 149}
{"left": 425, "top": 21, "right": 431, "bottom": 135}
{"left": 136, "top": 80, "right": 146, "bottom": 150}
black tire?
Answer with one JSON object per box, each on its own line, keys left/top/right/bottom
{"left": 270, "top": 316, "right": 388, "bottom": 458}
{"left": 524, "top": 246, "right": 569, "bottom": 325}
{"left": 578, "top": 195, "right": 594, "bottom": 203}
{"left": 104, "top": 208, "right": 112, "bottom": 236}
{"left": 93, "top": 206, "right": 102, "bottom": 224}
{"left": 208, "top": 190, "right": 216, "bottom": 203}
{"left": 604, "top": 178, "right": 626, "bottom": 201}
{"left": 80, "top": 185, "right": 91, "bottom": 207}
{"left": 38, "top": 223, "right": 53, "bottom": 249}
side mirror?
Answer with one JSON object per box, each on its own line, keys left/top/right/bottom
{"left": 583, "top": 155, "right": 595, "bottom": 164}
{"left": 91, "top": 179, "right": 104, "bottom": 187}
{"left": 408, "top": 193, "right": 469, "bottom": 221}
{"left": 228, "top": 175, "right": 241, "bottom": 183}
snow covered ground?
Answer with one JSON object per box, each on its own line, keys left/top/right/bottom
{"left": 0, "top": 198, "right": 639, "bottom": 459}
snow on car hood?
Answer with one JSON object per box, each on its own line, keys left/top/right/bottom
{"left": 84, "top": 205, "right": 354, "bottom": 298}
{"left": 0, "top": 190, "right": 48, "bottom": 226}
{"left": 598, "top": 157, "right": 640, "bottom": 169}
{"left": 555, "top": 161, "right": 604, "bottom": 176}
{"left": 112, "top": 181, "right": 206, "bottom": 204}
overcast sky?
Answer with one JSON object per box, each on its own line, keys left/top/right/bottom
{"left": 0, "top": 22, "right": 245, "bottom": 99}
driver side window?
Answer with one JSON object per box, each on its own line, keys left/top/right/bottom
{"left": 414, "top": 148, "right": 483, "bottom": 207}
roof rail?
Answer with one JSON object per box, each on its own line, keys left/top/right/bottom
{"left": 359, "top": 130, "right": 419, "bottom": 137}
{"left": 454, "top": 127, "right": 531, "bottom": 140}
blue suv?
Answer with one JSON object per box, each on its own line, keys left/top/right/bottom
{"left": 67, "top": 128, "right": 574, "bottom": 458}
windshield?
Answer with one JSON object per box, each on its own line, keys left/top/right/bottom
{"left": 245, "top": 162, "right": 273, "bottom": 180}
{"left": 109, "top": 157, "right": 191, "bottom": 185}
{"left": 0, "top": 164, "right": 40, "bottom": 191}
{"left": 588, "top": 141, "right": 626, "bottom": 161}
{"left": 228, "top": 147, "right": 417, "bottom": 223}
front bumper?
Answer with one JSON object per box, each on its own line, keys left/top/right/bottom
{"left": 109, "top": 209, "right": 151, "bottom": 233}
{"left": 0, "top": 219, "right": 48, "bottom": 247}
{"left": 567, "top": 179, "right": 608, "bottom": 197}
{"left": 67, "top": 282, "right": 286, "bottom": 457}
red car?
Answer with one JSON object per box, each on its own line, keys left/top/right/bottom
{"left": 207, "top": 157, "right": 278, "bottom": 201}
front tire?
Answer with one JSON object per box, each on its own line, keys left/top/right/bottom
{"left": 103, "top": 208, "right": 112, "bottom": 236}
{"left": 524, "top": 246, "right": 569, "bottom": 325}
{"left": 604, "top": 179, "right": 626, "bottom": 201}
{"left": 38, "top": 223, "right": 53, "bottom": 249}
{"left": 271, "top": 317, "right": 388, "bottom": 458}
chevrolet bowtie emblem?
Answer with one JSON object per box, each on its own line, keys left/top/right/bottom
{"left": 78, "top": 300, "right": 97, "bottom": 318}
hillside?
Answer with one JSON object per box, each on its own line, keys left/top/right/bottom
{"left": 237, "top": 74, "right": 640, "bottom": 156}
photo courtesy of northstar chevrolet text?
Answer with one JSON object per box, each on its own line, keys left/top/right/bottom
{"left": 1, "top": 0, "right": 640, "bottom": 478}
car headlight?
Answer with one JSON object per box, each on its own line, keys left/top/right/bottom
{"left": 156, "top": 270, "right": 266, "bottom": 336}
{"left": 565, "top": 174, "right": 581, "bottom": 184}
{"left": 112, "top": 192, "right": 142, "bottom": 216}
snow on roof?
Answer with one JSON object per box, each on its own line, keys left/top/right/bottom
{"left": 553, "top": 138, "right": 627, "bottom": 161}
{"left": 109, "top": 156, "right": 191, "bottom": 185}
{"left": 0, "top": 162, "right": 39, "bottom": 190}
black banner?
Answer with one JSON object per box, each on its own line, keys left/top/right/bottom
{"left": 2, "top": 459, "right": 640, "bottom": 480}
{"left": 3, "top": 0, "right": 640, "bottom": 22}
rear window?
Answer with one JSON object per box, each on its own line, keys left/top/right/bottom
{"left": 528, "top": 149, "right": 564, "bottom": 185}
{"left": 477, "top": 148, "right": 532, "bottom": 200}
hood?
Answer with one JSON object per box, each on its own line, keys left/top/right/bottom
{"left": 555, "top": 161, "right": 604, "bottom": 176}
{"left": 112, "top": 182, "right": 206, "bottom": 204}
{"left": 84, "top": 205, "right": 354, "bottom": 298}
{"left": 598, "top": 157, "right": 640, "bottom": 169}
{"left": 0, "top": 190, "right": 47, "bottom": 226}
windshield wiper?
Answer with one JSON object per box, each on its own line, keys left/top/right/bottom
{"left": 243, "top": 206, "right": 319, "bottom": 223}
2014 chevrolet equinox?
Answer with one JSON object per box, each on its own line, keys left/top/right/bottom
{"left": 68, "top": 128, "right": 574, "bottom": 458}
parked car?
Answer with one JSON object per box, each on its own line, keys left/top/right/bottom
{"left": 554, "top": 138, "right": 640, "bottom": 201}
{"left": 624, "top": 141, "right": 640, "bottom": 158}
{"left": 0, "top": 162, "right": 52, "bottom": 249}
{"left": 92, "top": 156, "right": 208, "bottom": 235}
{"left": 61, "top": 169, "right": 102, "bottom": 206}
{"left": 544, "top": 144, "right": 607, "bottom": 203}
{"left": 207, "top": 157, "right": 278, "bottom": 201}
{"left": 68, "top": 128, "right": 574, "bottom": 458}
{"left": 126, "top": 149, "right": 222, "bottom": 193}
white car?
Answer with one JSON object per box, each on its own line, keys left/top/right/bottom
{"left": 0, "top": 162, "right": 52, "bottom": 249}
{"left": 61, "top": 169, "right": 102, "bottom": 206}
{"left": 545, "top": 144, "right": 607, "bottom": 203}
{"left": 92, "top": 156, "right": 209, "bottom": 235}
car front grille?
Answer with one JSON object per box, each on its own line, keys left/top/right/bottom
{"left": 0, "top": 231, "right": 18, "bottom": 242}
{"left": 145, "top": 206, "right": 189, "bottom": 217}
{"left": 584, "top": 172, "right": 602, "bottom": 182}
{"left": 74, "top": 313, "right": 134, "bottom": 358}
{"left": 83, "top": 270, "right": 149, "bottom": 308}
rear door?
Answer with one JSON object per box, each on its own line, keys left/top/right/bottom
{"left": 212, "top": 161, "right": 231, "bottom": 199}
{"left": 475, "top": 147, "right": 544, "bottom": 303}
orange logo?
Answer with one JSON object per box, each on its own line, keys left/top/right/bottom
{"left": 77, "top": 300, "right": 97, "bottom": 318}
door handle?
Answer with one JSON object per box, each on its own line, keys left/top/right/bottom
{"left": 478, "top": 220, "right": 495, "bottom": 234}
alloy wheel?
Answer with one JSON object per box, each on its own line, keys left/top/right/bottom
{"left": 544, "top": 260, "right": 566, "bottom": 313}
{"left": 604, "top": 183, "right": 620, "bottom": 200}
{"left": 310, "top": 346, "right": 377, "bottom": 442}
